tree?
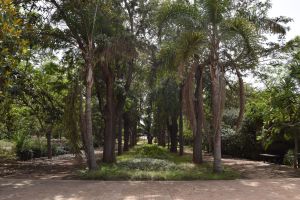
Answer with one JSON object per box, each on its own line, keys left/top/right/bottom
{"left": 0, "top": 0, "right": 28, "bottom": 97}
{"left": 261, "top": 37, "right": 300, "bottom": 168}
{"left": 157, "top": 0, "right": 288, "bottom": 172}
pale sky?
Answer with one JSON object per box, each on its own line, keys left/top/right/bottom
{"left": 269, "top": 0, "right": 300, "bottom": 40}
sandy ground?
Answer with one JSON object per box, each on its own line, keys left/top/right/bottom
{"left": 1, "top": 178, "right": 300, "bottom": 200}
{"left": 1, "top": 151, "right": 300, "bottom": 199}
{"left": 1, "top": 151, "right": 300, "bottom": 180}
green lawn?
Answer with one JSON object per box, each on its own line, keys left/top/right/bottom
{"left": 81, "top": 144, "right": 239, "bottom": 180}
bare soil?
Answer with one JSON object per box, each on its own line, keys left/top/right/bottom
{"left": 1, "top": 150, "right": 300, "bottom": 180}
{"left": 1, "top": 178, "right": 300, "bottom": 200}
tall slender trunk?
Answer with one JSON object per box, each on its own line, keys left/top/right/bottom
{"left": 170, "top": 116, "right": 178, "bottom": 153}
{"left": 211, "top": 67, "right": 225, "bottom": 173}
{"left": 103, "top": 73, "right": 116, "bottom": 163}
{"left": 179, "top": 85, "right": 184, "bottom": 156}
{"left": 167, "top": 126, "right": 170, "bottom": 150}
{"left": 210, "top": 25, "right": 224, "bottom": 173}
{"left": 46, "top": 127, "right": 52, "bottom": 159}
{"left": 130, "top": 121, "right": 137, "bottom": 147}
{"left": 236, "top": 68, "right": 245, "bottom": 131}
{"left": 123, "top": 112, "right": 130, "bottom": 152}
{"left": 79, "top": 88, "right": 88, "bottom": 159}
{"left": 193, "top": 65, "right": 204, "bottom": 164}
{"left": 117, "top": 115, "right": 123, "bottom": 155}
{"left": 158, "top": 128, "right": 166, "bottom": 147}
{"left": 85, "top": 65, "right": 97, "bottom": 170}
{"left": 294, "top": 133, "right": 298, "bottom": 169}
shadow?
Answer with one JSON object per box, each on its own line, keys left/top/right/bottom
{"left": 1, "top": 179, "right": 300, "bottom": 200}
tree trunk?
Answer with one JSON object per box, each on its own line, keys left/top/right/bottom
{"left": 123, "top": 112, "right": 130, "bottom": 152}
{"left": 79, "top": 89, "right": 88, "bottom": 159}
{"left": 193, "top": 65, "right": 204, "bottom": 164}
{"left": 179, "top": 85, "right": 184, "bottom": 156}
{"left": 210, "top": 66, "right": 225, "bottom": 173}
{"left": 131, "top": 121, "right": 137, "bottom": 147}
{"left": 236, "top": 68, "right": 245, "bottom": 131}
{"left": 46, "top": 127, "right": 52, "bottom": 159}
{"left": 117, "top": 115, "right": 123, "bottom": 156}
{"left": 158, "top": 129, "right": 166, "bottom": 147}
{"left": 85, "top": 65, "right": 97, "bottom": 170}
{"left": 103, "top": 73, "right": 116, "bottom": 163}
{"left": 147, "top": 133, "right": 153, "bottom": 144}
{"left": 210, "top": 25, "right": 224, "bottom": 173}
{"left": 170, "top": 116, "right": 178, "bottom": 153}
{"left": 294, "top": 133, "right": 298, "bottom": 169}
{"left": 133, "top": 121, "right": 138, "bottom": 146}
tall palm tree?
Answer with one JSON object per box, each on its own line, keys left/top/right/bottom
{"left": 157, "top": 0, "right": 288, "bottom": 173}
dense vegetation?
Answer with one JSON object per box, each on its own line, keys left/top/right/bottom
{"left": 0, "top": 0, "right": 299, "bottom": 179}
{"left": 81, "top": 144, "right": 238, "bottom": 180}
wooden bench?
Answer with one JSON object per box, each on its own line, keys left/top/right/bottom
{"left": 259, "top": 154, "right": 280, "bottom": 164}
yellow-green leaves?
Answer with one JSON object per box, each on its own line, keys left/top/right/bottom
{"left": 0, "top": 0, "right": 29, "bottom": 95}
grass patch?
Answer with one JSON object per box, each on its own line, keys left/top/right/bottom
{"left": 81, "top": 144, "right": 239, "bottom": 180}
{"left": 0, "top": 140, "right": 16, "bottom": 159}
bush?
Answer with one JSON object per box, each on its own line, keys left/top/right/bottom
{"left": 132, "top": 144, "right": 172, "bottom": 159}
{"left": 14, "top": 135, "right": 69, "bottom": 160}
{"left": 0, "top": 140, "right": 16, "bottom": 158}
{"left": 283, "top": 149, "right": 294, "bottom": 166}
{"left": 221, "top": 122, "right": 262, "bottom": 160}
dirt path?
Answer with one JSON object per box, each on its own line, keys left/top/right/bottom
{"left": 203, "top": 154, "right": 300, "bottom": 179}
{"left": 1, "top": 151, "right": 300, "bottom": 180}
{"left": 1, "top": 178, "right": 300, "bottom": 200}
{"left": 222, "top": 157, "right": 300, "bottom": 179}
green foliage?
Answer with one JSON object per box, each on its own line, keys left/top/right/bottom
{"left": 0, "top": 140, "right": 15, "bottom": 158}
{"left": 118, "top": 158, "right": 179, "bottom": 171}
{"left": 81, "top": 144, "right": 239, "bottom": 180}
{"left": 283, "top": 149, "right": 295, "bottom": 166}
{"left": 13, "top": 135, "right": 69, "bottom": 161}
{"left": 222, "top": 120, "right": 262, "bottom": 160}
{"left": 120, "top": 144, "right": 172, "bottom": 160}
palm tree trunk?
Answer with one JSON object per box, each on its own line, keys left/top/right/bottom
{"left": 211, "top": 66, "right": 225, "bottom": 173}
{"left": 85, "top": 65, "right": 97, "bottom": 170}
{"left": 236, "top": 68, "right": 245, "bottom": 131}
{"left": 103, "top": 73, "right": 116, "bottom": 163}
{"left": 179, "top": 85, "right": 184, "bottom": 156}
{"left": 117, "top": 115, "right": 123, "bottom": 155}
{"left": 123, "top": 112, "right": 130, "bottom": 152}
{"left": 170, "top": 116, "right": 178, "bottom": 153}
{"left": 130, "top": 121, "right": 137, "bottom": 147}
{"left": 193, "top": 65, "right": 204, "bottom": 164}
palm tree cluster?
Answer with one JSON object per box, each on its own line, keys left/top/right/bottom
{"left": 0, "top": 0, "right": 291, "bottom": 173}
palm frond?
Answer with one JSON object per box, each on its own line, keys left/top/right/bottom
{"left": 157, "top": 1, "right": 201, "bottom": 33}
{"left": 175, "top": 31, "right": 206, "bottom": 74}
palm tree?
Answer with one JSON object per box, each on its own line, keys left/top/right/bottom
{"left": 157, "top": 0, "right": 288, "bottom": 173}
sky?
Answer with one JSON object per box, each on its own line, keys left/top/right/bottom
{"left": 269, "top": 0, "right": 300, "bottom": 40}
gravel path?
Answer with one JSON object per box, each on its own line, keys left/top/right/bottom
{"left": 1, "top": 178, "right": 300, "bottom": 200}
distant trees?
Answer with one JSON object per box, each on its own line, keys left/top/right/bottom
{"left": 260, "top": 37, "right": 300, "bottom": 168}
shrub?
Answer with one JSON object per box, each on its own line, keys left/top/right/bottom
{"left": 221, "top": 122, "right": 262, "bottom": 160}
{"left": 14, "top": 136, "right": 69, "bottom": 160}
{"left": 0, "top": 140, "right": 16, "bottom": 158}
{"left": 132, "top": 145, "right": 171, "bottom": 159}
{"left": 283, "top": 149, "right": 294, "bottom": 166}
